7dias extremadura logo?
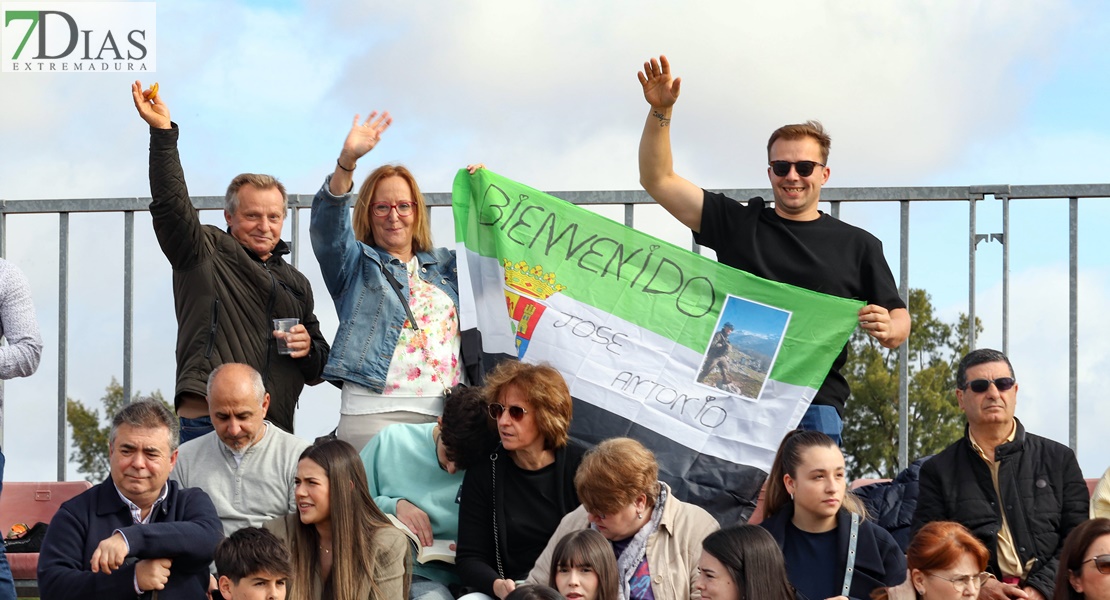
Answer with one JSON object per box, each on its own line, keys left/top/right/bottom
{"left": 2, "top": 2, "right": 155, "bottom": 73}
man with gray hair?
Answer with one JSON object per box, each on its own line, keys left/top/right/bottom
{"left": 172, "top": 363, "right": 310, "bottom": 536}
{"left": 37, "top": 399, "right": 222, "bottom": 599}
{"left": 912, "top": 348, "right": 1089, "bottom": 600}
{"left": 131, "top": 82, "right": 329, "bottom": 441}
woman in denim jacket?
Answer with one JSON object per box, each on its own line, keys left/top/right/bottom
{"left": 310, "top": 110, "right": 482, "bottom": 451}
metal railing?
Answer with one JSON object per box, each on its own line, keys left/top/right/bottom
{"left": 2, "top": 182, "right": 1107, "bottom": 479}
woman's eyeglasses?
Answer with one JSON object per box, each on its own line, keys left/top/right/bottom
{"left": 769, "top": 160, "right": 825, "bottom": 178}
{"left": 927, "top": 572, "right": 991, "bottom": 593}
{"left": 1081, "top": 554, "right": 1110, "bottom": 575}
{"left": 961, "top": 377, "right": 1016, "bottom": 393}
{"left": 488, "top": 403, "right": 527, "bottom": 421}
{"left": 371, "top": 202, "right": 415, "bottom": 218}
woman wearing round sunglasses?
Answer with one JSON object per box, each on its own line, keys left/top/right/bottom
{"left": 1056, "top": 518, "right": 1110, "bottom": 600}
{"left": 456, "top": 360, "right": 586, "bottom": 600}
{"left": 874, "top": 521, "right": 990, "bottom": 600}
{"left": 310, "top": 110, "right": 484, "bottom": 451}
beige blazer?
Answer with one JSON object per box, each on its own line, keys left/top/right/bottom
{"left": 526, "top": 484, "right": 719, "bottom": 600}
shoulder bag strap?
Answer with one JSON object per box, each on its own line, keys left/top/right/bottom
{"left": 491, "top": 445, "right": 506, "bottom": 580}
{"left": 379, "top": 260, "right": 420, "bottom": 332}
{"left": 379, "top": 259, "right": 449, "bottom": 394}
{"left": 841, "top": 512, "right": 860, "bottom": 597}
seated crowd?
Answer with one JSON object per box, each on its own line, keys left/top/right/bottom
{"left": 33, "top": 82, "right": 1110, "bottom": 600}
{"left": 33, "top": 347, "right": 1110, "bottom": 600}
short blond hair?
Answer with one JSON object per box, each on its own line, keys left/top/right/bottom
{"left": 575, "top": 437, "right": 659, "bottom": 516}
{"left": 766, "top": 121, "right": 831, "bottom": 164}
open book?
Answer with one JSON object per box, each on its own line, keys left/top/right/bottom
{"left": 386, "top": 514, "right": 457, "bottom": 564}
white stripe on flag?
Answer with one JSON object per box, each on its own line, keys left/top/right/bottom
{"left": 462, "top": 249, "right": 815, "bottom": 472}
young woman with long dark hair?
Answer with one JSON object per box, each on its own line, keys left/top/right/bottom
{"left": 266, "top": 439, "right": 412, "bottom": 600}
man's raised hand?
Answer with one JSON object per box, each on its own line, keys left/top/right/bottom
{"left": 131, "top": 80, "right": 171, "bottom": 130}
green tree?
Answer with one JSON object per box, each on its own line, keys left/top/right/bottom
{"left": 66, "top": 378, "right": 169, "bottom": 482}
{"left": 842, "top": 288, "right": 982, "bottom": 478}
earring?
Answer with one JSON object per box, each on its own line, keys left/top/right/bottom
{"left": 789, "top": 492, "right": 794, "bottom": 501}
{"left": 637, "top": 512, "right": 643, "bottom": 520}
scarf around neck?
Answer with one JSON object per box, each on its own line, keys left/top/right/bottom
{"left": 597, "top": 482, "right": 668, "bottom": 600}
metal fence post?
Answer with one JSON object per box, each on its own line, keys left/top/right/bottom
{"left": 57, "top": 213, "right": 69, "bottom": 481}
{"left": 1069, "top": 197, "right": 1078, "bottom": 452}
{"left": 898, "top": 200, "right": 910, "bottom": 471}
{"left": 123, "top": 211, "right": 134, "bottom": 403}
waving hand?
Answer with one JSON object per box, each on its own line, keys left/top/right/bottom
{"left": 330, "top": 111, "right": 392, "bottom": 196}
{"left": 638, "top": 55, "right": 682, "bottom": 109}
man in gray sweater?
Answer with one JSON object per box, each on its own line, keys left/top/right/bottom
{"left": 171, "top": 363, "right": 309, "bottom": 535}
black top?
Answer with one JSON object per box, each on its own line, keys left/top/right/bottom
{"left": 761, "top": 504, "right": 906, "bottom": 600}
{"left": 695, "top": 191, "right": 905, "bottom": 413}
{"left": 783, "top": 522, "right": 839, "bottom": 600}
{"left": 455, "top": 441, "right": 587, "bottom": 596}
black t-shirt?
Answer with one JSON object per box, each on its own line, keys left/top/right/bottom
{"left": 695, "top": 191, "right": 905, "bottom": 413}
{"left": 783, "top": 521, "right": 840, "bottom": 600}
{"left": 503, "top": 459, "right": 563, "bottom": 577}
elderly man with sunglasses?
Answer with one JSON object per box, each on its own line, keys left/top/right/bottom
{"left": 912, "top": 348, "right": 1089, "bottom": 600}
{"left": 636, "top": 55, "right": 910, "bottom": 444}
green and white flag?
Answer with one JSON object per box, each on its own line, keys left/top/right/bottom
{"left": 453, "top": 168, "right": 862, "bottom": 520}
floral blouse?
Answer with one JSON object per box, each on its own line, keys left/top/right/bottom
{"left": 382, "top": 256, "right": 461, "bottom": 396}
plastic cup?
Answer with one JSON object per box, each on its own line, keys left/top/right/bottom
{"left": 273, "top": 318, "right": 300, "bottom": 355}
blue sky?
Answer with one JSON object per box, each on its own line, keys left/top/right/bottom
{"left": 2, "top": 0, "right": 1110, "bottom": 482}
{"left": 717, "top": 297, "right": 789, "bottom": 343}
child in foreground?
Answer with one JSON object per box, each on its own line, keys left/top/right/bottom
{"left": 214, "top": 527, "right": 291, "bottom": 600}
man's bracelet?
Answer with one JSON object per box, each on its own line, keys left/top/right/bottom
{"left": 336, "top": 158, "right": 355, "bottom": 172}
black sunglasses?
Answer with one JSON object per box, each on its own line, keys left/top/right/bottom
{"left": 769, "top": 160, "right": 825, "bottom": 177}
{"left": 1081, "top": 554, "right": 1110, "bottom": 575}
{"left": 488, "top": 403, "right": 527, "bottom": 421}
{"left": 962, "top": 377, "right": 1016, "bottom": 393}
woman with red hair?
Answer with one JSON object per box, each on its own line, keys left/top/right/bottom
{"left": 875, "top": 521, "right": 990, "bottom": 600}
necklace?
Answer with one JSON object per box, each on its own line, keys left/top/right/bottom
{"left": 319, "top": 545, "right": 331, "bottom": 554}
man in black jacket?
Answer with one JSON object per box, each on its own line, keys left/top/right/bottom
{"left": 37, "top": 400, "right": 223, "bottom": 599}
{"left": 912, "top": 348, "right": 1089, "bottom": 600}
{"left": 131, "top": 81, "right": 329, "bottom": 439}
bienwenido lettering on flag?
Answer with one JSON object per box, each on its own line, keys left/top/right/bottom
{"left": 453, "top": 168, "right": 862, "bottom": 521}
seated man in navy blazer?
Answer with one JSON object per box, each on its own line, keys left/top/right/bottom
{"left": 37, "top": 399, "right": 224, "bottom": 599}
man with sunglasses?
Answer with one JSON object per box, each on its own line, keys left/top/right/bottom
{"left": 912, "top": 348, "right": 1089, "bottom": 600}
{"left": 636, "top": 55, "right": 910, "bottom": 443}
